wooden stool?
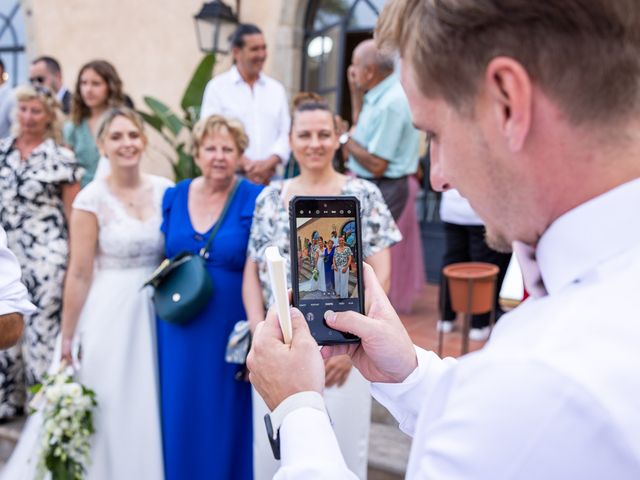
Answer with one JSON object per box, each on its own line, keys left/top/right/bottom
{"left": 439, "top": 262, "right": 499, "bottom": 356}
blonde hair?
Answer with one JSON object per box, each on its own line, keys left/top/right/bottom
{"left": 192, "top": 114, "right": 249, "bottom": 156}
{"left": 96, "top": 107, "right": 147, "bottom": 143}
{"left": 376, "top": 0, "right": 640, "bottom": 124}
{"left": 11, "top": 85, "right": 63, "bottom": 143}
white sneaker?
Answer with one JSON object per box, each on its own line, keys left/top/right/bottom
{"left": 436, "top": 320, "right": 454, "bottom": 333}
{"left": 469, "top": 326, "right": 491, "bottom": 341}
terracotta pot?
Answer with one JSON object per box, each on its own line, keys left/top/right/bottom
{"left": 443, "top": 262, "right": 499, "bottom": 314}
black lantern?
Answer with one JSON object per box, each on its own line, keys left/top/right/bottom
{"left": 194, "top": 1, "right": 240, "bottom": 54}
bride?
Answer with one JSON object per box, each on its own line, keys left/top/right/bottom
{"left": 2, "top": 107, "right": 171, "bottom": 479}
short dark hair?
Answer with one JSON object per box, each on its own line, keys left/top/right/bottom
{"left": 291, "top": 92, "right": 337, "bottom": 131}
{"left": 32, "top": 56, "right": 62, "bottom": 75}
{"left": 230, "top": 23, "right": 262, "bottom": 49}
{"left": 0, "top": 58, "right": 5, "bottom": 72}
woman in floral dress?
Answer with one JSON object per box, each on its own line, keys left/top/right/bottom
{"left": 0, "top": 86, "right": 82, "bottom": 420}
{"left": 243, "top": 92, "right": 401, "bottom": 480}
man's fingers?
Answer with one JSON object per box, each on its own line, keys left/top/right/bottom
{"left": 362, "top": 262, "right": 388, "bottom": 312}
{"left": 290, "top": 307, "right": 314, "bottom": 345}
{"left": 324, "top": 309, "right": 372, "bottom": 339}
{"left": 262, "top": 305, "right": 285, "bottom": 342}
{"left": 320, "top": 344, "right": 351, "bottom": 359}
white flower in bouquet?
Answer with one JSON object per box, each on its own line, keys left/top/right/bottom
{"left": 30, "top": 363, "right": 97, "bottom": 480}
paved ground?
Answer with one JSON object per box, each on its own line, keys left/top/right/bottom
{"left": 366, "top": 281, "right": 488, "bottom": 479}
{"left": 1, "top": 281, "right": 487, "bottom": 478}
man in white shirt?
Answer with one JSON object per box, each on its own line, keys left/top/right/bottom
{"left": 200, "top": 24, "right": 290, "bottom": 185}
{"left": 247, "top": 0, "right": 640, "bottom": 478}
{"left": 0, "top": 226, "right": 35, "bottom": 349}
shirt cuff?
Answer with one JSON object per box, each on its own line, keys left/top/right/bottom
{"left": 371, "top": 346, "right": 456, "bottom": 436}
{"left": 270, "top": 391, "right": 327, "bottom": 432}
{"left": 279, "top": 402, "right": 349, "bottom": 470}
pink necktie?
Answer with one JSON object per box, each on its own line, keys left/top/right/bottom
{"left": 513, "top": 241, "right": 548, "bottom": 298}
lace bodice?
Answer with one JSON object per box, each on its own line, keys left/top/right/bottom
{"left": 73, "top": 175, "right": 173, "bottom": 270}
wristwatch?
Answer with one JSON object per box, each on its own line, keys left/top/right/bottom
{"left": 339, "top": 132, "right": 350, "bottom": 146}
{"left": 264, "top": 391, "right": 328, "bottom": 460}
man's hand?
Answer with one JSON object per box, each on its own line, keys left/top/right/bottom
{"left": 248, "top": 306, "right": 325, "bottom": 410}
{"left": 245, "top": 155, "right": 279, "bottom": 185}
{"left": 321, "top": 263, "right": 418, "bottom": 384}
{"left": 0, "top": 312, "right": 23, "bottom": 349}
{"left": 324, "top": 355, "right": 352, "bottom": 388}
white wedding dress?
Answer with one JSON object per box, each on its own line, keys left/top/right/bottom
{"left": 1, "top": 175, "right": 172, "bottom": 480}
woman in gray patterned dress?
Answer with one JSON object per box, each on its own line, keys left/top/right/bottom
{"left": 243, "top": 92, "right": 401, "bottom": 480}
{"left": 333, "top": 235, "right": 353, "bottom": 298}
{"left": 0, "top": 86, "right": 82, "bottom": 420}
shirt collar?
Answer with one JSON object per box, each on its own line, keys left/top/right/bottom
{"left": 364, "top": 73, "right": 397, "bottom": 105}
{"left": 525, "top": 177, "right": 640, "bottom": 296}
{"left": 230, "top": 65, "right": 265, "bottom": 86}
{"left": 56, "top": 86, "right": 68, "bottom": 102}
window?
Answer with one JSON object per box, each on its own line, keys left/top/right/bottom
{"left": 302, "top": 0, "right": 386, "bottom": 118}
{"left": 0, "top": 2, "right": 27, "bottom": 87}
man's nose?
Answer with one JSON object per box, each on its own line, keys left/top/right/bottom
{"left": 429, "top": 143, "right": 450, "bottom": 192}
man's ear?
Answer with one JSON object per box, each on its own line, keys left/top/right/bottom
{"left": 484, "top": 57, "right": 532, "bottom": 152}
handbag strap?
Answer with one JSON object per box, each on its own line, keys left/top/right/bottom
{"left": 199, "top": 178, "right": 241, "bottom": 257}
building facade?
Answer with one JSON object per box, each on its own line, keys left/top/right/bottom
{"left": 9, "top": 0, "right": 386, "bottom": 176}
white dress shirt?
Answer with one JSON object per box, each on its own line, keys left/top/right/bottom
{"left": 200, "top": 66, "right": 291, "bottom": 165}
{"left": 439, "top": 189, "right": 484, "bottom": 226}
{"left": 0, "top": 226, "right": 35, "bottom": 316}
{"left": 275, "top": 177, "right": 640, "bottom": 479}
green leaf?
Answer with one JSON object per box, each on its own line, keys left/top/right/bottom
{"left": 29, "top": 383, "right": 43, "bottom": 395}
{"left": 137, "top": 110, "right": 164, "bottom": 134}
{"left": 174, "top": 145, "right": 201, "bottom": 181}
{"left": 180, "top": 53, "right": 216, "bottom": 116}
{"left": 143, "top": 97, "right": 185, "bottom": 137}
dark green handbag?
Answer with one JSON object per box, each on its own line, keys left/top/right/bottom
{"left": 145, "top": 179, "right": 240, "bottom": 324}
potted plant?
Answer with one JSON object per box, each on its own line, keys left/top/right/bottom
{"left": 138, "top": 54, "right": 215, "bottom": 181}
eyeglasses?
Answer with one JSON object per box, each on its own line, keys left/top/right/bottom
{"left": 29, "top": 76, "right": 46, "bottom": 85}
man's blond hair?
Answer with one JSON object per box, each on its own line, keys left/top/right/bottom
{"left": 376, "top": 0, "right": 640, "bottom": 125}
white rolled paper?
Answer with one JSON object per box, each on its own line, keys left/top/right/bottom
{"left": 265, "top": 246, "right": 292, "bottom": 344}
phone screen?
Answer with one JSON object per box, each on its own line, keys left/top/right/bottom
{"left": 290, "top": 196, "right": 362, "bottom": 345}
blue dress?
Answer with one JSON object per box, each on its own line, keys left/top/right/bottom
{"left": 157, "top": 178, "right": 262, "bottom": 480}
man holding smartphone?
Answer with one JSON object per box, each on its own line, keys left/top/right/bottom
{"left": 247, "top": 0, "right": 640, "bottom": 478}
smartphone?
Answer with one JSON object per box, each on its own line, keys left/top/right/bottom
{"left": 289, "top": 196, "right": 364, "bottom": 345}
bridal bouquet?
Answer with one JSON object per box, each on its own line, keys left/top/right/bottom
{"left": 30, "top": 364, "right": 97, "bottom": 480}
{"left": 312, "top": 268, "right": 319, "bottom": 281}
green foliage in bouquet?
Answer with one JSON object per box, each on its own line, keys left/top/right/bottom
{"left": 30, "top": 368, "right": 98, "bottom": 480}
{"left": 138, "top": 54, "right": 216, "bottom": 181}
{"left": 312, "top": 268, "right": 319, "bottom": 281}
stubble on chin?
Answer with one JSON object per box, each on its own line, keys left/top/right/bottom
{"left": 485, "top": 228, "right": 513, "bottom": 254}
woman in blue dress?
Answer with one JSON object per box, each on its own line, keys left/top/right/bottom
{"left": 157, "top": 115, "right": 262, "bottom": 479}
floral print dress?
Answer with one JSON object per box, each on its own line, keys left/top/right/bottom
{"left": 0, "top": 137, "right": 83, "bottom": 420}
{"left": 248, "top": 176, "right": 402, "bottom": 307}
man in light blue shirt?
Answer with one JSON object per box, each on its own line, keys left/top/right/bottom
{"left": 342, "top": 39, "right": 420, "bottom": 219}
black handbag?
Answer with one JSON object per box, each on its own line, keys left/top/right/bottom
{"left": 145, "top": 179, "right": 240, "bottom": 324}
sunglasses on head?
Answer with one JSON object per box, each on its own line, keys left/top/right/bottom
{"left": 33, "top": 85, "right": 54, "bottom": 98}
{"left": 29, "top": 76, "right": 46, "bottom": 85}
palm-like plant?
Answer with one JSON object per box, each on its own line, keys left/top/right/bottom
{"left": 138, "top": 54, "right": 216, "bottom": 181}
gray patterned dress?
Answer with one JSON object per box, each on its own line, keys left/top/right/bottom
{"left": 248, "top": 177, "right": 402, "bottom": 307}
{"left": 0, "top": 137, "right": 83, "bottom": 420}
